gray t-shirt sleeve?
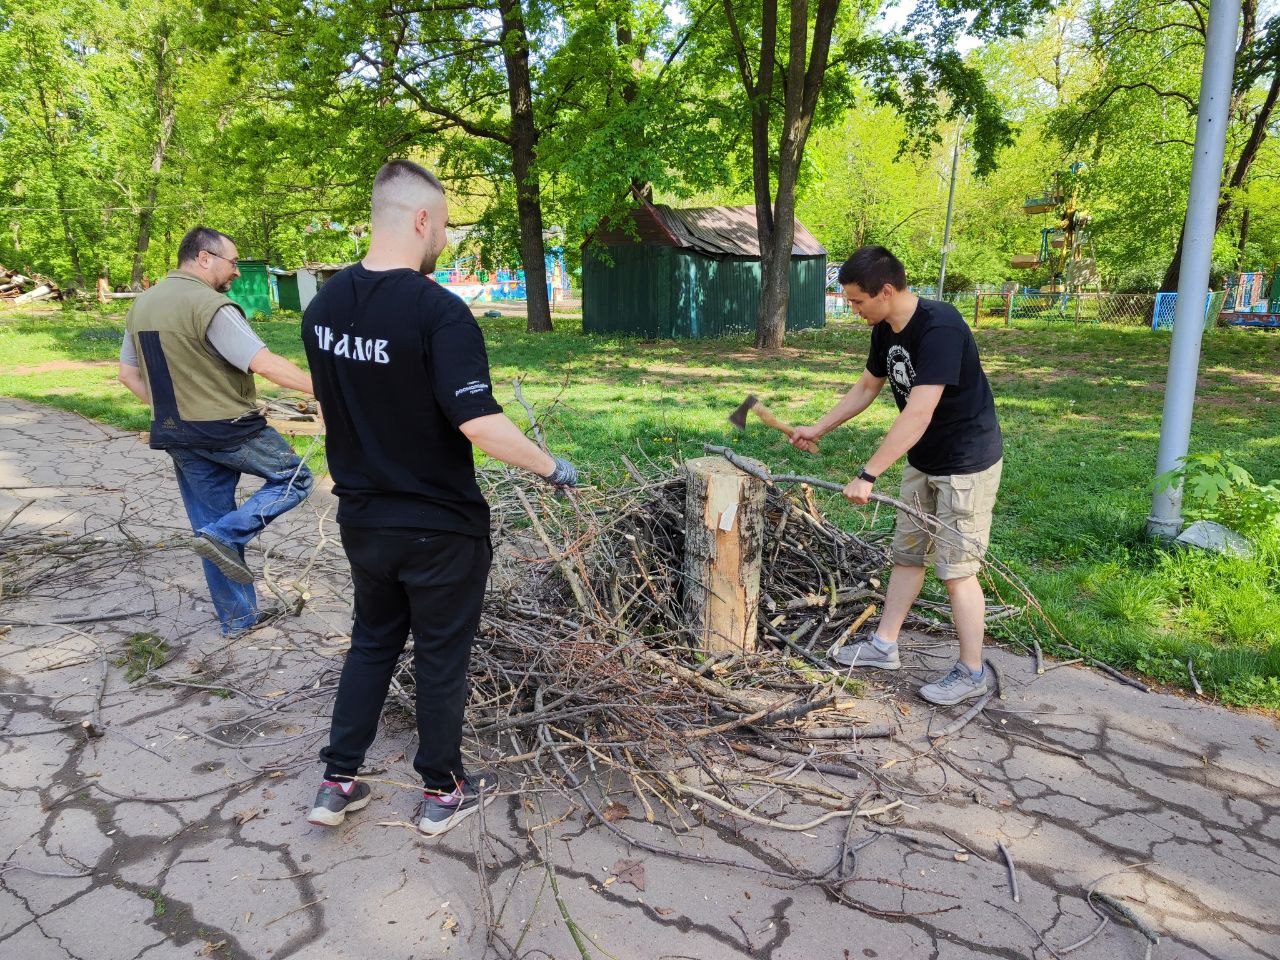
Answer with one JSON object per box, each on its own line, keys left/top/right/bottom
{"left": 205, "top": 304, "right": 267, "bottom": 373}
{"left": 120, "top": 333, "right": 138, "bottom": 366}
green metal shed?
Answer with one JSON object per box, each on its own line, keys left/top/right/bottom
{"left": 582, "top": 202, "right": 827, "bottom": 338}
{"left": 271, "top": 268, "right": 302, "bottom": 312}
{"left": 227, "top": 260, "right": 273, "bottom": 318}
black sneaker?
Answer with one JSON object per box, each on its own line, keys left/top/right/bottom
{"left": 416, "top": 773, "right": 495, "bottom": 837}
{"left": 307, "top": 779, "right": 372, "bottom": 826}
{"left": 191, "top": 534, "right": 253, "bottom": 584}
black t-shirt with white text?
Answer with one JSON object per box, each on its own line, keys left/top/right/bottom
{"left": 302, "top": 265, "right": 503, "bottom": 535}
{"left": 866, "top": 298, "right": 1002, "bottom": 476}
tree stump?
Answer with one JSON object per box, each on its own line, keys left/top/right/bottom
{"left": 683, "top": 456, "right": 766, "bottom": 654}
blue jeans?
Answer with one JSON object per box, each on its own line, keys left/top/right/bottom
{"left": 168, "top": 427, "right": 314, "bottom": 634}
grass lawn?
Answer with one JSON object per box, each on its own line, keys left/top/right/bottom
{"left": 3, "top": 300, "right": 1278, "bottom": 710}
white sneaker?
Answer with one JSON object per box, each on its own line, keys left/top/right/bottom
{"left": 919, "top": 664, "right": 989, "bottom": 705}
{"left": 830, "top": 640, "right": 900, "bottom": 671}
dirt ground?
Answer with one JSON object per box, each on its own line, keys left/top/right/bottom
{"left": 1, "top": 397, "right": 1277, "bottom": 960}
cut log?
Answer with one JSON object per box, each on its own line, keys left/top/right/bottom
{"left": 14, "top": 284, "right": 54, "bottom": 304}
{"left": 683, "top": 455, "right": 766, "bottom": 654}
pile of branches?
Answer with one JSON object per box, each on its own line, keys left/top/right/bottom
{"left": 387, "top": 458, "right": 1027, "bottom": 886}
{"left": 0, "top": 264, "right": 62, "bottom": 303}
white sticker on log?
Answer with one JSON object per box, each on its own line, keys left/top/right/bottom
{"left": 718, "top": 503, "right": 738, "bottom": 532}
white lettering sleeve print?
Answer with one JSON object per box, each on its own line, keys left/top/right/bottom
{"left": 312, "top": 325, "right": 390, "bottom": 364}
{"left": 431, "top": 319, "right": 504, "bottom": 427}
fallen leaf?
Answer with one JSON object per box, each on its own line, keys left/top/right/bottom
{"left": 610, "top": 858, "right": 645, "bottom": 892}
{"left": 879, "top": 758, "right": 900, "bottom": 770}
{"left": 602, "top": 801, "right": 629, "bottom": 822}
{"left": 441, "top": 916, "right": 458, "bottom": 935}
{"left": 263, "top": 690, "right": 287, "bottom": 699}
{"left": 602, "top": 876, "right": 616, "bottom": 887}
{"left": 198, "top": 941, "right": 227, "bottom": 957}
{"left": 262, "top": 789, "right": 276, "bottom": 800}
{"left": 233, "top": 808, "right": 260, "bottom": 826}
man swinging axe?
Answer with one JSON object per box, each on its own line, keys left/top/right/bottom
{"left": 789, "top": 246, "right": 1004, "bottom": 706}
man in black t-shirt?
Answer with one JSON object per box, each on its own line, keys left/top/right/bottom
{"left": 301, "top": 160, "right": 578, "bottom": 837}
{"left": 791, "top": 247, "right": 1003, "bottom": 706}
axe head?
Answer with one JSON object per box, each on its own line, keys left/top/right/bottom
{"left": 728, "top": 393, "right": 759, "bottom": 431}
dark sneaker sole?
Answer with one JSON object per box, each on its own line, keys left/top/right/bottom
{"left": 306, "top": 793, "right": 371, "bottom": 827}
{"left": 417, "top": 793, "right": 495, "bottom": 837}
{"left": 191, "top": 536, "right": 253, "bottom": 584}
{"left": 919, "top": 684, "right": 989, "bottom": 707}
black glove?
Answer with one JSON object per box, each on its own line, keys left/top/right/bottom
{"left": 542, "top": 455, "right": 578, "bottom": 488}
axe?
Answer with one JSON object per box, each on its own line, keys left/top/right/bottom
{"left": 728, "top": 393, "right": 795, "bottom": 437}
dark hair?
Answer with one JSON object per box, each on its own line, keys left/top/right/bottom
{"left": 373, "top": 159, "right": 444, "bottom": 195}
{"left": 837, "top": 246, "right": 907, "bottom": 293}
{"left": 178, "top": 226, "right": 234, "bottom": 265}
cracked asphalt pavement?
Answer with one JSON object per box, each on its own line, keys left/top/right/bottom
{"left": 1, "top": 398, "right": 1277, "bottom": 960}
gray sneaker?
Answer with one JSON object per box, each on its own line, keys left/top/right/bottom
{"left": 191, "top": 534, "right": 253, "bottom": 584}
{"left": 919, "top": 664, "right": 989, "bottom": 706}
{"left": 416, "top": 772, "right": 496, "bottom": 837}
{"left": 830, "top": 640, "right": 900, "bottom": 671}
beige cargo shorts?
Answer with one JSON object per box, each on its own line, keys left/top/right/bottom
{"left": 891, "top": 459, "right": 1003, "bottom": 580}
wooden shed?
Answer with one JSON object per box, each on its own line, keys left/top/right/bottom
{"left": 582, "top": 202, "right": 827, "bottom": 338}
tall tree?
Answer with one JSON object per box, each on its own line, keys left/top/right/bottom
{"left": 206, "top": 0, "right": 677, "bottom": 332}
{"left": 1060, "top": 0, "right": 1280, "bottom": 291}
{"left": 678, "top": 0, "right": 1052, "bottom": 348}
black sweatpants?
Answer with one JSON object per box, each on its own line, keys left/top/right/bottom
{"left": 320, "top": 526, "right": 491, "bottom": 791}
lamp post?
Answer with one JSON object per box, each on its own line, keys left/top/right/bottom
{"left": 1146, "top": 0, "right": 1241, "bottom": 538}
{"left": 937, "top": 121, "right": 963, "bottom": 298}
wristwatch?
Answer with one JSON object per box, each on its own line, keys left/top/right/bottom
{"left": 857, "top": 468, "right": 878, "bottom": 484}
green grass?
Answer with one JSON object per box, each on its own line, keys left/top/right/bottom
{"left": 4, "top": 300, "right": 1279, "bottom": 709}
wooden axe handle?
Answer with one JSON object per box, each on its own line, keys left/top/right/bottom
{"left": 752, "top": 401, "right": 793, "bottom": 437}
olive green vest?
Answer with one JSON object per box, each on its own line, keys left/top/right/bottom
{"left": 125, "top": 271, "right": 258, "bottom": 431}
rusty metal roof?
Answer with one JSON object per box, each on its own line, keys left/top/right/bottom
{"left": 654, "top": 205, "right": 825, "bottom": 258}
{"left": 591, "top": 202, "right": 826, "bottom": 258}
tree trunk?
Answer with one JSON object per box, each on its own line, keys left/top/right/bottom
{"left": 55, "top": 183, "right": 85, "bottom": 289}
{"left": 1237, "top": 205, "right": 1250, "bottom": 264}
{"left": 745, "top": 0, "right": 840, "bottom": 349}
{"left": 1161, "top": 65, "right": 1280, "bottom": 291}
{"left": 131, "top": 26, "right": 176, "bottom": 288}
{"left": 499, "top": 0, "right": 552, "bottom": 333}
{"left": 132, "top": 186, "right": 158, "bottom": 289}
{"left": 683, "top": 456, "right": 766, "bottom": 654}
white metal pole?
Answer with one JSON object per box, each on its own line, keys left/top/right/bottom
{"left": 1146, "top": 0, "right": 1241, "bottom": 539}
{"left": 937, "top": 123, "right": 962, "bottom": 298}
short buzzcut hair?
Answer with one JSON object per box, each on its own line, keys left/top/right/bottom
{"left": 371, "top": 160, "right": 445, "bottom": 225}
{"left": 837, "top": 246, "right": 908, "bottom": 293}
{"left": 178, "top": 226, "right": 234, "bottom": 266}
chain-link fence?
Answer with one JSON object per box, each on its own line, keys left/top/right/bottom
{"left": 825, "top": 288, "right": 1235, "bottom": 331}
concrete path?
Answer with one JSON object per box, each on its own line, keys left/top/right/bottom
{"left": 0, "top": 397, "right": 1277, "bottom": 960}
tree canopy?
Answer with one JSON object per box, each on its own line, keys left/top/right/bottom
{"left": 2, "top": 0, "right": 1277, "bottom": 333}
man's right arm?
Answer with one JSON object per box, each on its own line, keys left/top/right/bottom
{"left": 118, "top": 362, "right": 149, "bottom": 404}
{"left": 790, "top": 369, "right": 886, "bottom": 450}
{"left": 117, "top": 334, "right": 149, "bottom": 404}
{"left": 433, "top": 315, "right": 577, "bottom": 486}
{"left": 459, "top": 414, "right": 559, "bottom": 477}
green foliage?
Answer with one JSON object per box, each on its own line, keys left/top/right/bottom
{"left": 1157, "top": 452, "right": 1280, "bottom": 537}
{"left": 113, "top": 632, "right": 170, "bottom": 682}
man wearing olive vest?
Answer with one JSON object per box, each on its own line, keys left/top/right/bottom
{"left": 119, "top": 226, "right": 316, "bottom": 634}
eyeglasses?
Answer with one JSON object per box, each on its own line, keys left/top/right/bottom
{"left": 203, "top": 250, "right": 239, "bottom": 268}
